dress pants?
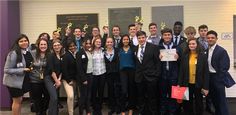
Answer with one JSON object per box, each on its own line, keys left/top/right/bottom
{"left": 209, "top": 73, "right": 229, "bottom": 115}
{"left": 136, "top": 78, "right": 158, "bottom": 115}
{"left": 62, "top": 80, "right": 74, "bottom": 115}
{"left": 182, "top": 84, "right": 203, "bottom": 115}
{"left": 79, "top": 74, "right": 93, "bottom": 114}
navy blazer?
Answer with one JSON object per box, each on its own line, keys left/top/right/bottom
{"left": 178, "top": 51, "right": 209, "bottom": 90}
{"left": 210, "top": 45, "right": 235, "bottom": 88}
{"left": 134, "top": 42, "right": 161, "bottom": 83}
{"left": 158, "top": 43, "right": 181, "bottom": 80}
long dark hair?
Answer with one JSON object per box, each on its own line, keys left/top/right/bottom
{"left": 10, "top": 34, "right": 30, "bottom": 63}
{"left": 36, "top": 38, "right": 50, "bottom": 60}
{"left": 118, "top": 34, "right": 131, "bottom": 48}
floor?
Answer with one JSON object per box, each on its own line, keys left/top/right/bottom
{"left": 1, "top": 98, "right": 236, "bottom": 115}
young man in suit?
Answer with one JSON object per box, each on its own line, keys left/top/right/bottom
{"left": 158, "top": 28, "right": 180, "bottom": 115}
{"left": 134, "top": 31, "right": 161, "bottom": 115}
{"left": 129, "top": 24, "right": 138, "bottom": 46}
{"left": 172, "top": 21, "right": 187, "bottom": 46}
{"left": 207, "top": 30, "right": 233, "bottom": 115}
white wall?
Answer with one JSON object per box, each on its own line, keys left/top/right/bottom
{"left": 20, "top": 0, "right": 236, "bottom": 97}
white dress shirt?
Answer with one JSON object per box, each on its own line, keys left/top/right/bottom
{"left": 208, "top": 44, "right": 217, "bottom": 73}
{"left": 130, "top": 36, "right": 138, "bottom": 46}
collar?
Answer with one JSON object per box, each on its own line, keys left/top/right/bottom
{"left": 173, "top": 35, "right": 180, "bottom": 38}
{"left": 139, "top": 42, "right": 147, "bottom": 48}
{"left": 21, "top": 48, "right": 29, "bottom": 54}
{"left": 209, "top": 43, "right": 217, "bottom": 51}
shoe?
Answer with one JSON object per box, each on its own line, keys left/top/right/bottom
{"left": 58, "top": 103, "right": 64, "bottom": 109}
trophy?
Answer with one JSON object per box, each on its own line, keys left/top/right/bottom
{"left": 67, "top": 22, "right": 73, "bottom": 29}
{"left": 83, "top": 24, "right": 89, "bottom": 32}
{"left": 160, "top": 21, "right": 166, "bottom": 30}
{"left": 56, "top": 27, "right": 62, "bottom": 33}
{"left": 134, "top": 16, "right": 144, "bottom": 31}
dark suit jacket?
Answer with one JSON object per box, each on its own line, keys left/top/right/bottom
{"left": 61, "top": 51, "right": 77, "bottom": 83}
{"left": 158, "top": 44, "right": 180, "bottom": 80}
{"left": 104, "top": 48, "right": 119, "bottom": 74}
{"left": 178, "top": 51, "right": 209, "bottom": 90}
{"left": 210, "top": 45, "right": 235, "bottom": 88}
{"left": 76, "top": 48, "right": 89, "bottom": 86}
{"left": 172, "top": 35, "right": 187, "bottom": 45}
{"left": 134, "top": 42, "right": 161, "bottom": 83}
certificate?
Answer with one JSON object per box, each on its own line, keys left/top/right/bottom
{"left": 160, "top": 49, "right": 177, "bottom": 61}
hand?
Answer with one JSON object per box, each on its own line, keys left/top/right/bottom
{"left": 174, "top": 53, "right": 179, "bottom": 59}
{"left": 103, "top": 26, "right": 109, "bottom": 34}
{"left": 201, "top": 89, "right": 209, "bottom": 96}
{"left": 65, "top": 28, "right": 71, "bottom": 36}
{"left": 54, "top": 79, "right": 61, "bottom": 88}
{"left": 159, "top": 54, "right": 163, "bottom": 59}
{"left": 83, "top": 80, "right": 88, "bottom": 85}
{"left": 24, "top": 68, "right": 31, "bottom": 72}
{"left": 177, "top": 99, "right": 183, "bottom": 103}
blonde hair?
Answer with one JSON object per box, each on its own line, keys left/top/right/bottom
{"left": 184, "top": 26, "right": 196, "bottom": 35}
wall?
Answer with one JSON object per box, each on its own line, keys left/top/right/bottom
{"left": 20, "top": 0, "right": 236, "bottom": 97}
{"left": 0, "top": 0, "right": 20, "bottom": 108}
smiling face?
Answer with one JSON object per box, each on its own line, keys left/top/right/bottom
{"left": 68, "top": 42, "right": 77, "bottom": 53}
{"left": 106, "top": 38, "right": 114, "bottom": 49}
{"left": 112, "top": 27, "right": 120, "bottom": 37}
{"left": 38, "top": 40, "right": 48, "bottom": 53}
{"left": 188, "top": 39, "right": 197, "bottom": 51}
{"left": 129, "top": 26, "right": 137, "bottom": 37}
{"left": 52, "top": 41, "right": 62, "bottom": 53}
{"left": 122, "top": 36, "right": 130, "bottom": 47}
{"left": 94, "top": 38, "right": 102, "bottom": 48}
{"left": 18, "top": 37, "right": 29, "bottom": 49}
{"left": 162, "top": 32, "right": 172, "bottom": 44}
{"left": 207, "top": 34, "right": 218, "bottom": 47}
{"left": 137, "top": 34, "right": 146, "bottom": 46}
{"left": 149, "top": 25, "right": 157, "bottom": 35}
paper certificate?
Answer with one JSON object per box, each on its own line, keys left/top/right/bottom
{"left": 160, "top": 49, "right": 177, "bottom": 61}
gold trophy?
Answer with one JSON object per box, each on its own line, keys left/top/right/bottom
{"left": 67, "top": 22, "right": 72, "bottom": 29}
{"left": 160, "top": 22, "right": 166, "bottom": 30}
{"left": 83, "top": 24, "right": 89, "bottom": 32}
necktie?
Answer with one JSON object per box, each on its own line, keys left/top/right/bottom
{"left": 77, "top": 39, "right": 80, "bottom": 51}
{"left": 116, "top": 39, "right": 119, "bottom": 48}
{"left": 140, "top": 45, "right": 144, "bottom": 63}
{"left": 130, "top": 38, "right": 134, "bottom": 45}
{"left": 174, "top": 36, "right": 178, "bottom": 45}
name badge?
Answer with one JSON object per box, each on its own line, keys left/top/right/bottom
{"left": 82, "top": 55, "right": 86, "bottom": 59}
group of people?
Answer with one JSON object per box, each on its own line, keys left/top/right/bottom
{"left": 3, "top": 21, "right": 234, "bottom": 115}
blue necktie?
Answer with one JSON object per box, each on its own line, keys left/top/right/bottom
{"left": 76, "top": 39, "right": 80, "bottom": 51}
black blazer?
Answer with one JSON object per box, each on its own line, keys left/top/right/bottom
{"left": 178, "top": 35, "right": 187, "bottom": 46}
{"left": 45, "top": 53, "right": 62, "bottom": 78}
{"left": 134, "top": 42, "right": 161, "bottom": 83}
{"left": 104, "top": 48, "right": 119, "bottom": 74}
{"left": 61, "top": 51, "right": 77, "bottom": 83}
{"left": 178, "top": 51, "right": 209, "bottom": 90}
{"left": 76, "top": 48, "right": 89, "bottom": 86}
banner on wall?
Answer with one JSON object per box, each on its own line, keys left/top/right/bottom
{"left": 57, "top": 13, "right": 98, "bottom": 35}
